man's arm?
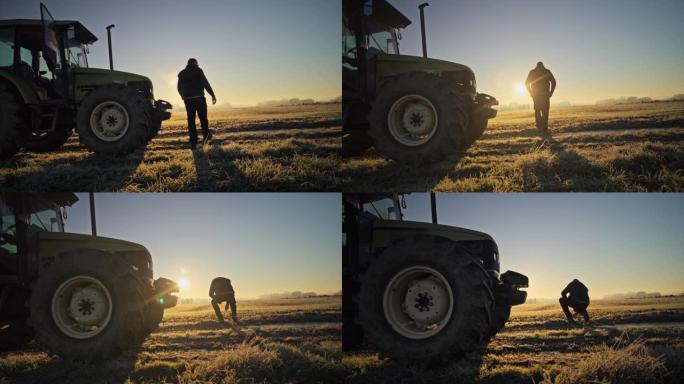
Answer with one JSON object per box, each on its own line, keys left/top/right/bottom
{"left": 561, "top": 283, "right": 570, "bottom": 298}
{"left": 549, "top": 71, "right": 557, "bottom": 96}
{"left": 525, "top": 72, "right": 533, "bottom": 94}
{"left": 200, "top": 70, "right": 216, "bottom": 104}
{"left": 177, "top": 76, "right": 183, "bottom": 98}
{"left": 209, "top": 280, "right": 215, "bottom": 298}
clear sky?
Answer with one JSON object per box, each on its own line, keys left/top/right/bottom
{"left": 389, "top": 0, "right": 684, "bottom": 105}
{"left": 63, "top": 193, "right": 341, "bottom": 300}
{"left": 401, "top": 193, "right": 684, "bottom": 300}
{"left": 1, "top": 0, "right": 340, "bottom": 107}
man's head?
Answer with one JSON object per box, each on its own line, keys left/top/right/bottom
{"left": 536, "top": 61, "right": 544, "bottom": 69}
{"left": 187, "top": 58, "right": 198, "bottom": 67}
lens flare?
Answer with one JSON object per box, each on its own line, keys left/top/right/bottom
{"left": 179, "top": 278, "right": 189, "bottom": 290}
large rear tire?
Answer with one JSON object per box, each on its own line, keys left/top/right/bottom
{"left": 368, "top": 73, "right": 467, "bottom": 163}
{"left": 76, "top": 86, "right": 150, "bottom": 155}
{"left": 24, "top": 124, "right": 73, "bottom": 153}
{"left": 357, "top": 236, "right": 494, "bottom": 364}
{"left": 0, "top": 82, "right": 27, "bottom": 160}
{"left": 28, "top": 250, "right": 146, "bottom": 361}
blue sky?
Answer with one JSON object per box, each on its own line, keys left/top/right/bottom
{"left": 65, "top": 193, "right": 341, "bottom": 299}
{"left": 389, "top": 0, "right": 684, "bottom": 104}
{"left": 402, "top": 193, "right": 684, "bottom": 299}
{"left": 1, "top": 0, "right": 340, "bottom": 106}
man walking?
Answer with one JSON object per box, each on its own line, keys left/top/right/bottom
{"left": 525, "top": 61, "right": 556, "bottom": 138}
{"left": 177, "top": 58, "right": 216, "bottom": 149}
{"left": 559, "top": 279, "right": 591, "bottom": 324}
{"left": 209, "top": 276, "right": 238, "bottom": 324}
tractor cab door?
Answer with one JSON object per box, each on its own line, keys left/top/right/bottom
{"left": 40, "top": 3, "right": 67, "bottom": 97}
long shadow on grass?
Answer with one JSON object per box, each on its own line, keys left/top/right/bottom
{"left": 546, "top": 140, "right": 624, "bottom": 191}
{"left": 346, "top": 345, "right": 491, "bottom": 384}
{"left": 1, "top": 149, "right": 145, "bottom": 191}
{"left": 191, "top": 142, "right": 248, "bottom": 191}
{"left": 3, "top": 346, "right": 140, "bottom": 384}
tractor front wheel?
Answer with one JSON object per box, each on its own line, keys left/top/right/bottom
{"left": 357, "top": 236, "right": 494, "bottom": 364}
{"left": 76, "top": 86, "right": 150, "bottom": 155}
{"left": 368, "top": 73, "right": 468, "bottom": 163}
{"left": 28, "top": 250, "right": 147, "bottom": 361}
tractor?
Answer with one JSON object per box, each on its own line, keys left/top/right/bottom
{"left": 343, "top": 0, "right": 498, "bottom": 162}
{"left": 343, "top": 193, "right": 528, "bottom": 363}
{"left": 0, "top": 3, "right": 172, "bottom": 159}
{"left": 0, "top": 193, "right": 178, "bottom": 360}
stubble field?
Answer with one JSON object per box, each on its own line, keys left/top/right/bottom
{"left": 0, "top": 104, "right": 341, "bottom": 191}
{"left": 0, "top": 296, "right": 342, "bottom": 384}
{"left": 343, "top": 296, "right": 684, "bottom": 384}
{"left": 341, "top": 101, "right": 684, "bottom": 191}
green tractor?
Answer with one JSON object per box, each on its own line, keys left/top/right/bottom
{"left": 343, "top": 193, "right": 528, "bottom": 363}
{"left": 0, "top": 193, "right": 178, "bottom": 360}
{"left": 343, "top": 0, "right": 498, "bottom": 162}
{"left": 0, "top": 3, "right": 172, "bottom": 159}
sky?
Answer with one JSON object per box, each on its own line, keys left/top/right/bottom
{"left": 389, "top": 0, "right": 684, "bottom": 105}
{"left": 63, "top": 193, "right": 341, "bottom": 300}
{"left": 401, "top": 193, "right": 684, "bottom": 300}
{"left": 1, "top": 0, "right": 340, "bottom": 107}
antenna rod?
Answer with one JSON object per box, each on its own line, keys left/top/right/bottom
{"left": 89, "top": 192, "right": 97, "bottom": 236}
{"left": 430, "top": 192, "right": 437, "bottom": 224}
{"left": 419, "top": 3, "right": 429, "bottom": 58}
{"left": 106, "top": 24, "right": 115, "bottom": 70}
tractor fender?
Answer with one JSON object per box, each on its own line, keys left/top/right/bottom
{"left": 0, "top": 71, "right": 40, "bottom": 105}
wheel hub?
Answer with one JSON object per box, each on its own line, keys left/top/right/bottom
{"left": 403, "top": 278, "right": 450, "bottom": 325}
{"left": 402, "top": 103, "right": 434, "bottom": 136}
{"left": 90, "top": 101, "right": 130, "bottom": 141}
{"left": 68, "top": 286, "right": 108, "bottom": 326}
{"left": 100, "top": 108, "right": 126, "bottom": 135}
{"left": 387, "top": 94, "right": 439, "bottom": 147}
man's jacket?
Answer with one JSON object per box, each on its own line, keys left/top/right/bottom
{"left": 526, "top": 67, "right": 556, "bottom": 98}
{"left": 177, "top": 65, "right": 216, "bottom": 100}
{"left": 209, "top": 277, "right": 235, "bottom": 298}
{"left": 562, "top": 279, "right": 589, "bottom": 304}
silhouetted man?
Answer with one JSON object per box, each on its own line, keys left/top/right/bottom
{"left": 209, "top": 277, "right": 238, "bottom": 324}
{"left": 559, "top": 279, "right": 590, "bottom": 324}
{"left": 525, "top": 62, "right": 556, "bottom": 138}
{"left": 177, "top": 58, "right": 216, "bottom": 149}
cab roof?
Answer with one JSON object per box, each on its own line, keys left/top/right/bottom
{"left": 0, "top": 19, "right": 98, "bottom": 44}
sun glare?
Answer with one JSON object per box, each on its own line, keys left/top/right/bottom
{"left": 179, "top": 278, "right": 190, "bottom": 290}
{"left": 515, "top": 83, "right": 526, "bottom": 95}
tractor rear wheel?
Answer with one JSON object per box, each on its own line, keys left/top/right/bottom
{"left": 0, "top": 321, "right": 33, "bottom": 351}
{"left": 368, "top": 73, "right": 467, "bottom": 163}
{"left": 357, "top": 236, "right": 494, "bottom": 364}
{"left": 25, "top": 124, "right": 73, "bottom": 153}
{"left": 28, "top": 250, "right": 146, "bottom": 361}
{"left": 76, "top": 86, "right": 150, "bottom": 155}
{"left": 0, "top": 82, "right": 27, "bottom": 160}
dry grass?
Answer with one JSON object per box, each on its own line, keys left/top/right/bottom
{"left": 0, "top": 296, "right": 342, "bottom": 384}
{"left": 0, "top": 104, "right": 341, "bottom": 191}
{"left": 342, "top": 296, "right": 684, "bottom": 384}
{"left": 341, "top": 101, "right": 684, "bottom": 191}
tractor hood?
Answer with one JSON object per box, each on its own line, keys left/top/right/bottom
{"left": 375, "top": 52, "right": 474, "bottom": 79}
{"left": 38, "top": 232, "right": 150, "bottom": 260}
{"left": 371, "top": 219, "right": 494, "bottom": 250}
{"left": 73, "top": 67, "right": 151, "bottom": 85}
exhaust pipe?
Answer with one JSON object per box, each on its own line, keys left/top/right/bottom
{"left": 106, "top": 24, "right": 115, "bottom": 70}
{"left": 418, "top": 3, "right": 429, "bottom": 58}
{"left": 430, "top": 192, "right": 437, "bottom": 224}
{"left": 89, "top": 192, "right": 97, "bottom": 236}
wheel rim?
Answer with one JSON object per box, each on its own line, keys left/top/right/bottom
{"left": 89, "top": 101, "right": 130, "bottom": 142}
{"left": 387, "top": 94, "right": 439, "bottom": 147}
{"left": 51, "top": 275, "right": 113, "bottom": 339}
{"left": 383, "top": 266, "right": 454, "bottom": 339}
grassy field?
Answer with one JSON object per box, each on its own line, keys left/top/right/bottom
{"left": 341, "top": 101, "right": 684, "bottom": 191}
{"left": 0, "top": 104, "right": 341, "bottom": 191}
{"left": 343, "top": 296, "right": 684, "bottom": 384}
{"left": 0, "top": 296, "right": 342, "bottom": 384}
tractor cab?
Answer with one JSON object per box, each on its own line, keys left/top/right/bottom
{"left": 0, "top": 12, "right": 97, "bottom": 100}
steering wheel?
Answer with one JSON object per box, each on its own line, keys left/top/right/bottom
{"left": 0, "top": 224, "right": 17, "bottom": 246}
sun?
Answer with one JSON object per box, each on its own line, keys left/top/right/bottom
{"left": 178, "top": 277, "right": 189, "bottom": 290}
{"left": 515, "top": 83, "right": 526, "bottom": 95}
